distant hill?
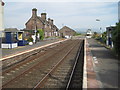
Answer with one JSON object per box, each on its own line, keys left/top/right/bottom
{"left": 74, "top": 28, "right": 102, "bottom": 34}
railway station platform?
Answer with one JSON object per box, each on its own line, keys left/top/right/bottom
{"left": 85, "top": 38, "right": 119, "bottom": 89}
{"left": 1, "top": 39, "right": 64, "bottom": 58}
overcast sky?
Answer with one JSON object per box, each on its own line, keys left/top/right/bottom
{"left": 3, "top": 0, "right": 119, "bottom": 33}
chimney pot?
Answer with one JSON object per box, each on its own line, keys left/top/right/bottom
{"left": 41, "top": 13, "right": 47, "bottom": 21}
{"left": 51, "top": 19, "right": 53, "bottom": 25}
{"left": 1, "top": 0, "right": 5, "bottom": 6}
{"left": 48, "top": 18, "right": 51, "bottom": 23}
{"left": 32, "top": 8, "right": 37, "bottom": 18}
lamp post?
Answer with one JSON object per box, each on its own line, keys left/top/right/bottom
{"left": 96, "top": 19, "right": 102, "bottom": 37}
{"left": 34, "top": 19, "right": 37, "bottom": 44}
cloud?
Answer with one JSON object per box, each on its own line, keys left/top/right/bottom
{"left": 4, "top": 2, "right": 118, "bottom": 32}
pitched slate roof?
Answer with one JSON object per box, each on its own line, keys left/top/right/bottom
{"left": 25, "top": 16, "right": 45, "bottom": 25}
{"left": 4, "top": 28, "right": 23, "bottom": 33}
{"left": 59, "top": 26, "right": 76, "bottom": 33}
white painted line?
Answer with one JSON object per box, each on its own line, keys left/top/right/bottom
{"left": 0, "top": 39, "right": 68, "bottom": 61}
{"left": 82, "top": 38, "right": 87, "bottom": 89}
{"left": 93, "top": 56, "right": 98, "bottom": 64}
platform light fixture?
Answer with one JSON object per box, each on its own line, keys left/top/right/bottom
{"left": 96, "top": 19, "right": 102, "bottom": 37}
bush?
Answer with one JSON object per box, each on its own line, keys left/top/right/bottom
{"left": 37, "top": 29, "right": 44, "bottom": 40}
{"left": 111, "top": 23, "right": 120, "bottom": 56}
{"left": 74, "top": 32, "right": 81, "bottom": 36}
{"left": 101, "top": 32, "right": 107, "bottom": 44}
{"left": 27, "top": 37, "right": 33, "bottom": 42}
{"left": 92, "top": 32, "right": 100, "bottom": 38}
{"left": 95, "top": 36, "right": 101, "bottom": 40}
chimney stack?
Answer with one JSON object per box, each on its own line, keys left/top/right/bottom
{"left": 48, "top": 18, "right": 51, "bottom": 23}
{"left": 51, "top": 19, "right": 53, "bottom": 25}
{"left": 32, "top": 8, "right": 37, "bottom": 18}
{"left": 1, "top": 0, "right": 5, "bottom": 6}
{"left": 48, "top": 18, "right": 53, "bottom": 25}
{"left": 41, "top": 13, "right": 46, "bottom": 21}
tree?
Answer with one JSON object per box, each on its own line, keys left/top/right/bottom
{"left": 92, "top": 32, "right": 100, "bottom": 38}
{"left": 102, "top": 31, "right": 107, "bottom": 44}
{"left": 112, "top": 22, "right": 120, "bottom": 57}
{"left": 37, "top": 29, "right": 44, "bottom": 40}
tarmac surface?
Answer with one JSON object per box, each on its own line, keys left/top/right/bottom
{"left": 87, "top": 38, "right": 119, "bottom": 89}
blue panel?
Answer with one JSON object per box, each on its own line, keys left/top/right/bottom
{"left": 5, "top": 32, "right": 12, "bottom": 43}
{"left": 108, "top": 38, "right": 112, "bottom": 45}
{"left": 18, "top": 40, "right": 28, "bottom": 46}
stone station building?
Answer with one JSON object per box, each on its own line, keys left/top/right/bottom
{"left": 23, "top": 8, "right": 59, "bottom": 40}
{"left": 59, "top": 26, "right": 76, "bottom": 38}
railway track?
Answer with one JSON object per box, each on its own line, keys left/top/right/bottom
{"left": 32, "top": 40, "right": 84, "bottom": 89}
{"left": 2, "top": 40, "right": 73, "bottom": 87}
{"left": 2, "top": 40, "right": 70, "bottom": 73}
{"left": 66, "top": 40, "right": 84, "bottom": 89}
{"left": 2, "top": 39, "right": 68, "bottom": 70}
{"left": 2, "top": 40, "right": 67, "bottom": 70}
{"left": 2, "top": 39, "right": 83, "bottom": 89}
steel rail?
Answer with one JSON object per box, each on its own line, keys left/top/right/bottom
{"left": 66, "top": 40, "right": 83, "bottom": 90}
{"left": 2, "top": 40, "right": 67, "bottom": 70}
{"left": 2, "top": 51, "right": 46, "bottom": 75}
{"left": 2, "top": 39, "right": 68, "bottom": 75}
{"left": 32, "top": 40, "right": 81, "bottom": 89}
{"left": 1, "top": 39, "right": 68, "bottom": 61}
{"left": 2, "top": 40, "right": 75, "bottom": 88}
{"left": 2, "top": 40, "right": 71, "bottom": 74}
